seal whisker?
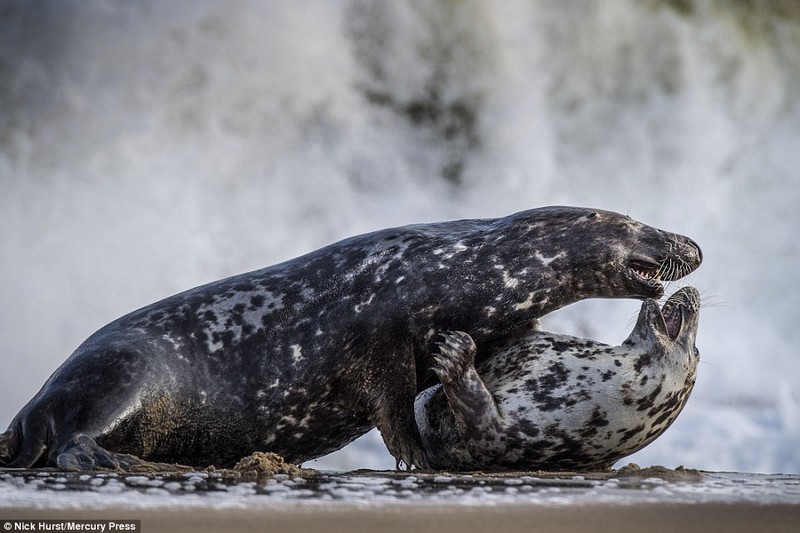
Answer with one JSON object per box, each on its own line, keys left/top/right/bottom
{"left": 654, "top": 261, "right": 667, "bottom": 281}
{"left": 698, "top": 293, "right": 732, "bottom": 311}
{"left": 665, "top": 260, "right": 676, "bottom": 281}
{"left": 671, "top": 259, "right": 683, "bottom": 280}
{"left": 680, "top": 257, "right": 695, "bottom": 278}
{"left": 676, "top": 257, "right": 686, "bottom": 276}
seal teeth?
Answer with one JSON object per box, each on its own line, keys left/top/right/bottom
{"left": 629, "top": 260, "right": 662, "bottom": 284}
{"left": 634, "top": 267, "right": 660, "bottom": 282}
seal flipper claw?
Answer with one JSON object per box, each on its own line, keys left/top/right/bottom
{"left": 379, "top": 409, "right": 428, "bottom": 470}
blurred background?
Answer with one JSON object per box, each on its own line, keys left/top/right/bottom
{"left": 1, "top": 0, "right": 798, "bottom": 473}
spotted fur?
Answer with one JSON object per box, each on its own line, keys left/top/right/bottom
{"left": 415, "top": 287, "right": 701, "bottom": 471}
{"left": 0, "top": 207, "right": 701, "bottom": 470}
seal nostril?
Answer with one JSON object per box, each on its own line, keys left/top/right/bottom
{"left": 687, "top": 238, "right": 703, "bottom": 264}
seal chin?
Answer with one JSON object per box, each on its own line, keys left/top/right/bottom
{"left": 636, "top": 299, "right": 667, "bottom": 339}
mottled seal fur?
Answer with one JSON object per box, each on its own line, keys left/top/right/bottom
{"left": 0, "top": 207, "right": 701, "bottom": 470}
{"left": 414, "top": 287, "right": 701, "bottom": 471}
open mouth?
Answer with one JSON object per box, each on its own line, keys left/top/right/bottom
{"left": 660, "top": 299, "right": 684, "bottom": 341}
{"left": 628, "top": 259, "right": 664, "bottom": 296}
{"left": 629, "top": 259, "right": 661, "bottom": 282}
{"left": 658, "top": 287, "right": 700, "bottom": 341}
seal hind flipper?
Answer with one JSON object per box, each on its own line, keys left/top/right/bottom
{"left": 432, "top": 331, "right": 506, "bottom": 461}
{"left": 2, "top": 420, "right": 47, "bottom": 468}
{"left": 0, "top": 429, "right": 17, "bottom": 466}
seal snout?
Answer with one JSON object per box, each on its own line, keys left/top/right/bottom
{"left": 685, "top": 237, "right": 703, "bottom": 265}
{"left": 622, "top": 231, "right": 702, "bottom": 301}
{"left": 649, "top": 236, "right": 703, "bottom": 286}
{"left": 671, "top": 236, "right": 703, "bottom": 274}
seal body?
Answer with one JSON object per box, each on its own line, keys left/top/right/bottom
{"left": 415, "top": 287, "right": 701, "bottom": 471}
{"left": 0, "top": 207, "right": 701, "bottom": 470}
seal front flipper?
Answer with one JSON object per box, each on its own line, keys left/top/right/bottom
{"left": 364, "top": 337, "right": 428, "bottom": 470}
{"left": 54, "top": 434, "right": 137, "bottom": 471}
{"left": 373, "top": 383, "right": 429, "bottom": 470}
{"left": 373, "top": 394, "right": 428, "bottom": 470}
{"left": 378, "top": 411, "right": 427, "bottom": 471}
{"left": 432, "top": 331, "right": 506, "bottom": 462}
{"left": 54, "top": 434, "right": 191, "bottom": 472}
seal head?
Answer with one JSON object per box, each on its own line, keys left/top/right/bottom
{"left": 625, "top": 286, "right": 701, "bottom": 363}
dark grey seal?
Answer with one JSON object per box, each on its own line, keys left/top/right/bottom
{"left": 415, "top": 287, "right": 701, "bottom": 471}
{"left": 0, "top": 207, "right": 701, "bottom": 470}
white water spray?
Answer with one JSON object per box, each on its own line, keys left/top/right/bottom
{"left": 1, "top": 0, "right": 798, "bottom": 473}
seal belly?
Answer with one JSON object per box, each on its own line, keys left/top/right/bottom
{"left": 96, "top": 390, "right": 373, "bottom": 467}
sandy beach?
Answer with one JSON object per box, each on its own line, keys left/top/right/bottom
{"left": 3, "top": 503, "right": 799, "bottom": 533}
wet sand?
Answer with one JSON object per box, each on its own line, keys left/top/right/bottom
{"left": 4, "top": 503, "right": 800, "bottom": 533}
{"left": 2, "top": 467, "right": 799, "bottom": 533}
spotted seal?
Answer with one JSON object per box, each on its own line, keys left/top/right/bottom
{"left": 0, "top": 207, "right": 701, "bottom": 470}
{"left": 414, "top": 286, "right": 701, "bottom": 471}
